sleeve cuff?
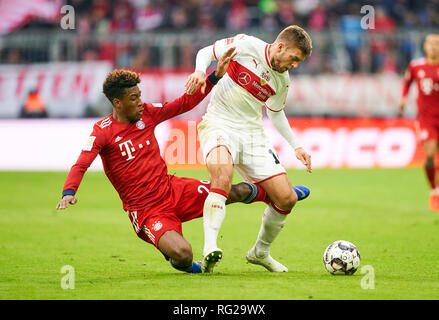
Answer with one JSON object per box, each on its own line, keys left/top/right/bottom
{"left": 265, "top": 104, "right": 283, "bottom": 113}
{"left": 208, "top": 71, "right": 222, "bottom": 85}
{"left": 62, "top": 189, "right": 75, "bottom": 197}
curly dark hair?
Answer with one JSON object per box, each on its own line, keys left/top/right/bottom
{"left": 102, "top": 69, "right": 141, "bottom": 104}
{"left": 276, "top": 25, "right": 313, "bottom": 57}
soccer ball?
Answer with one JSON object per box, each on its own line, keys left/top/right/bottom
{"left": 323, "top": 240, "right": 360, "bottom": 275}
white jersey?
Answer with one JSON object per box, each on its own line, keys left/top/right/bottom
{"left": 203, "top": 34, "right": 290, "bottom": 129}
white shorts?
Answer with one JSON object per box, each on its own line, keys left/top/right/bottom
{"left": 197, "top": 120, "right": 286, "bottom": 183}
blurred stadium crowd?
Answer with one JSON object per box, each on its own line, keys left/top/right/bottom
{"left": 1, "top": 0, "right": 438, "bottom": 74}
{"left": 60, "top": 0, "right": 439, "bottom": 33}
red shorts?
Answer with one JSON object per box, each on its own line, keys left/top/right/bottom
{"left": 127, "top": 175, "right": 211, "bottom": 249}
{"left": 416, "top": 120, "right": 439, "bottom": 144}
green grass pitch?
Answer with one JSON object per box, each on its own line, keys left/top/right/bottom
{"left": 0, "top": 168, "right": 438, "bottom": 300}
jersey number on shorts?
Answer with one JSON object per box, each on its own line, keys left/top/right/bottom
{"left": 269, "top": 149, "right": 280, "bottom": 164}
{"left": 197, "top": 180, "right": 210, "bottom": 195}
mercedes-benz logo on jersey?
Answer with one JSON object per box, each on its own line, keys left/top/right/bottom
{"left": 237, "top": 72, "right": 251, "bottom": 86}
{"left": 136, "top": 120, "right": 145, "bottom": 130}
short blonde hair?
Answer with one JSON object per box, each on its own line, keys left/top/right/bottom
{"left": 276, "top": 25, "right": 313, "bottom": 57}
{"left": 426, "top": 33, "right": 439, "bottom": 42}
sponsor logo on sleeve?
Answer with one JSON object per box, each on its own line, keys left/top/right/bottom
{"left": 83, "top": 136, "right": 96, "bottom": 151}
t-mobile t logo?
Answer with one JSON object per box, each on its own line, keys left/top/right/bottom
{"left": 119, "top": 140, "right": 136, "bottom": 160}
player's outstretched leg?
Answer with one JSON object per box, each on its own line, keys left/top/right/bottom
{"left": 158, "top": 230, "right": 202, "bottom": 274}
{"left": 170, "top": 260, "right": 202, "bottom": 273}
{"left": 237, "top": 182, "right": 310, "bottom": 204}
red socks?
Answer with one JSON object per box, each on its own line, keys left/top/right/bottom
{"left": 242, "top": 182, "right": 270, "bottom": 204}
{"left": 425, "top": 165, "right": 436, "bottom": 189}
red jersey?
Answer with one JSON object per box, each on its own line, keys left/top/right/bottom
{"left": 62, "top": 77, "right": 216, "bottom": 211}
{"left": 402, "top": 57, "right": 439, "bottom": 123}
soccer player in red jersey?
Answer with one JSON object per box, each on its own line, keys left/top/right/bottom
{"left": 55, "top": 48, "right": 279, "bottom": 273}
{"left": 399, "top": 34, "right": 439, "bottom": 211}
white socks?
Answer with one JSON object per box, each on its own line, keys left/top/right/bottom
{"left": 203, "top": 192, "right": 288, "bottom": 262}
{"left": 254, "top": 204, "right": 287, "bottom": 256}
{"left": 203, "top": 191, "right": 227, "bottom": 256}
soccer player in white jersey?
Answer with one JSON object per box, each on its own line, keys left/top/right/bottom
{"left": 185, "top": 25, "right": 313, "bottom": 273}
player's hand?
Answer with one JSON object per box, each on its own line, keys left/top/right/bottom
{"left": 397, "top": 99, "right": 406, "bottom": 117}
{"left": 185, "top": 70, "right": 206, "bottom": 95}
{"left": 295, "top": 147, "right": 312, "bottom": 173}
{"left": 56, "top": 195, "right": 77, "bottom": 210}
{"left": 215, "top": 46, "right": 237, "bottom": 78}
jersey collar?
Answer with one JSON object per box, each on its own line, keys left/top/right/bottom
{"left": 265, "top": 44, "right": 273, "bottom": 70}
